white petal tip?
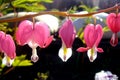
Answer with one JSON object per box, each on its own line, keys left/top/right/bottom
{"left": 87, "top": 49, "right": 97, "bottom": 62}
{"left": 89, "top": 56, "right": 95, "bottom": 62}
{"left": 2, "top": 56, "right": 14, "bottom": 67}
{"left": 58, "top": 47, "right": 72, "bottom": 62}
{"left": 31, "top": 55, "right": 39, "bottom": 63}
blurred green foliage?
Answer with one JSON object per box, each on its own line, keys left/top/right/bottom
{"left": 0, "top": 0, "right": 53, "bottom": 14}
{"left": 12, "top": 55, "right": 33, "bottom": 66}
{"left": 79, "top": 5, "right": 98, "bottom": 13}
{"left": 34, "top": 71, "right": 49, "bottom": 80}
{"left": 0, "top": 0, "right": 53, "bottom": 33}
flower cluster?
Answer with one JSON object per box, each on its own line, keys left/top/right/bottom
{"left": 1, "top": 11, "right": 120, "bottom": 66}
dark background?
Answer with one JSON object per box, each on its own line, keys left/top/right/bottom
{"left": 1, "top": 37, "right": 120, "bottom": 80}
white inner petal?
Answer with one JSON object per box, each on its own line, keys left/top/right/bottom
{"left": 58, "top": 47, "right": 72, "bottom": 62}
{"left": 2, "top": 55, "right": 14, "bottom": 67}
{"left": 87, "top": 48, "right": 97, "bottom": 62}
{"left": 28, "top": 40, "right": 38, "bottom": 49}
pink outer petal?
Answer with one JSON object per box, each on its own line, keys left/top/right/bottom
{"left": 1, "top": 34, "right": 16, "bottom": 59}
{"left": 97, "top": 48, "right": 104, "bottom": 53}
{"left": 59, "top": 19, "right": 76, "bottom": 48}
{"left": 16, "top": 20, "right": 33, "bottom": 45}
{"left": 95, "top": 24, "right": 103, "bottom": 47}
{"left": 84, "top": 24, "right": 103, "bottom": 48}
{"left": 34, "top": 22, "right": 52, "bottom": 48}
{"left": 0, "top": 31, "right": 5, "bottom": 51}
{"left": 76, "top": 47, "right": 90, "bottom": 52}
{"left": 107, "top": 13, "right": 120, "bottom": 33}
{"left": 84, "top": 24, "right": 98, "bottom": 48}
{"left": 41, "top": 36, "right": 53, "bottom": 48}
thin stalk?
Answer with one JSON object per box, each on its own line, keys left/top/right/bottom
{"left": 0, "top": 4, "right": 120, "bottom": 23}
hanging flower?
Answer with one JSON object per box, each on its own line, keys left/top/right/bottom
{"left": 58, "top": 18, "right": 76, "bottom": 62}
{"left": 0, "top": 31, "right": 16, "bottom": 66}
{"left": 106, "top": 13, "right": 120, "bottom": 47}
{"left": 77, "top": 24, "right": 103, "bottom": 62}
{"left": 16, "top": 20, "right": 53, "bottom": 62}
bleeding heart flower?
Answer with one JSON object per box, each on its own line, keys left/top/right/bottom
{"left": 16, "top": 20, "right": 53, "bottom": 62}
{"left": 77, "top": 24, "right": 103, "bottom": 62}
{"left": 58, "top": 18, "right": 76, "bottom": 62}
{"left": 106, "top": 13, "right": 120, "bottom": 47}
{"left": 0, "top": 31, "right": 16, "bottom": 66}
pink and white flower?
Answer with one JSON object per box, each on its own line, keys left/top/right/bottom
{"left": 58, "top": 18, "right": 76, "bottom": 62}
{"left": 106, "top": 13, "right": 120, "bottom": 47}
{"left": 16, "top": 20, "right": 53, "bottom": 62}
{"left": 77, "top": 24, "right": 103, "bottom": 62}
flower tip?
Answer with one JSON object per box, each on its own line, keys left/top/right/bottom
{"left": 89, "top": 56, "right": 94, "bottom": 62}
{"left": 63, "top": 55, "right": 66, "bottom": 61}
{"left": 62, "top": 55, "right": 68, "bottom": 62}
{"left": 31, "top": 55, "right": 39, "bottom": 63}
{"left": 6, "top": 62, "right": 12, "bottom": 67}
{"left": 87, "top": 49, "right": 97, "bottom": 62}
{"left": 2, "top": 56, "right": 14, "bottom": 67}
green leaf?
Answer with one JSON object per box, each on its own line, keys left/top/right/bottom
{"left": 0, "top": 0, "right": 2, "bottom": 5}
{"left": 17, "top": 60, "right": 33, "bottom": 66}
{"left": 12, "top": 55, "right": 33, "bottom": 66}
{"left": 0, "top": 3, "right": 9, "bottom": 11}
{"left": 37, "top": 72, "right": 49, "bottom": 80}
{"left": 77, "top": 27, "right": 85, "bottom": 43}
{"left": 68, "top": 6, "right": 77, "bottom": 14}
{"left": 0, "top": 0, "right": 10, "bottom": 5}
{"left": 79, "top": 4, "right": 98, "bottom": 13}
{"left": 103, "top": 26, "right": 110, "bottom": 32}
{"left": 12, "top": 2, "right": 46, "bottom": 12}
{"left": 12, "top": 0, "right": 41, "bottom": 6}
{"left": 79, "top": 31, "right": 85, "bottom": 43}
{"left": 41, "top": 0, "right": 53, "bottom": 3}
{"left": 23, "top": 3, "right": 46, "bottom": 11}
{"left": 15, "top": 55, "right": 26, "bottom": 60}
{"left": 0, "top": 68, "right": 2, "bottom": 72}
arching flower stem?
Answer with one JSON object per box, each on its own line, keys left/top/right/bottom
{"left": 0, "top": 4, "right": 120, "bottom": 23}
